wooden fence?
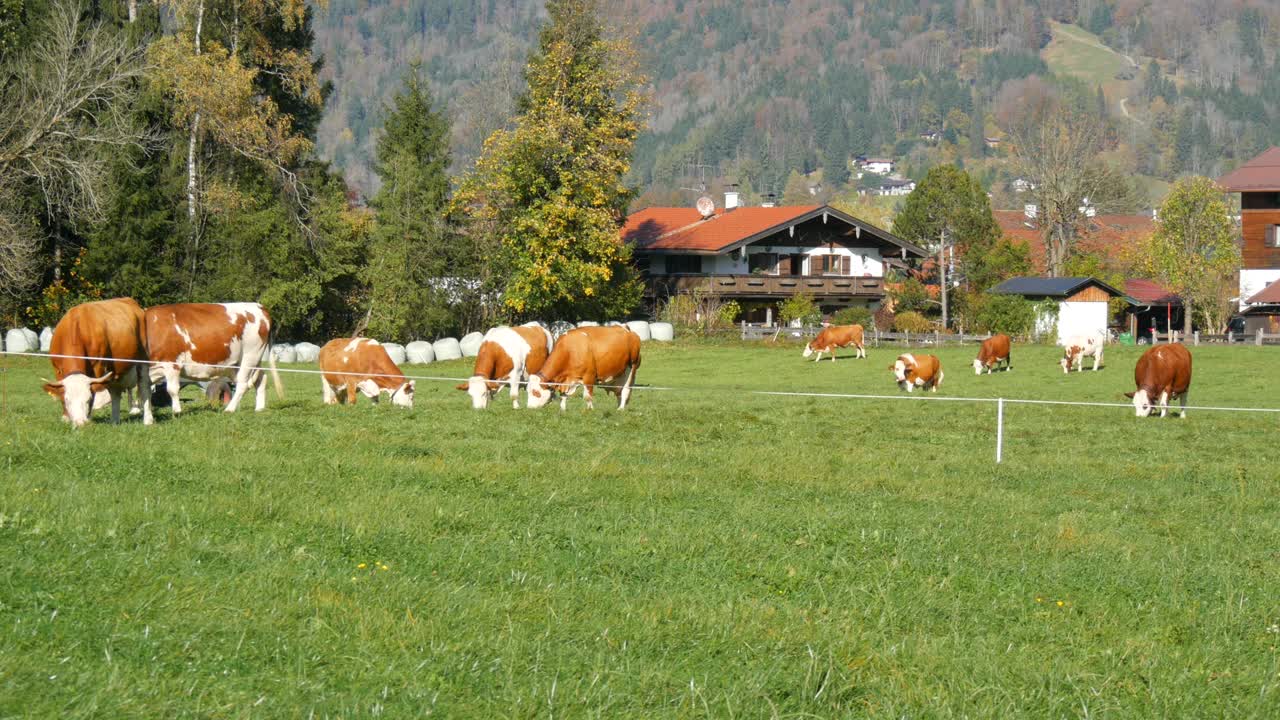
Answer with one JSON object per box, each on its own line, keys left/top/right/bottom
{"left": 737, "top": 323, "right": 1018, "bottom": 346}
{"left": 1147, "top": 329, "right": 1280, "bottom": 346}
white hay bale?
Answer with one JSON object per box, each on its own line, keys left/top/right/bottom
{"left": 626, "top": 321, "right": 652, "bottom": 341}
{"left": 405, "top": 341, "right": 435, "bottom": 364}
{"left": 293, "top": 342, "right": 321, "bottom": 363}
{"left": 650, "top": 322, "right": 674, "bottom": 342}
{"left": 270, "top": 343, "right": 297, "bottom": 364}
{"left": 576, "top": 321, "right": 599, "bottom": 328}
{"left": 459, "top": 332, "right": 485, "bottom": 357}
{"left": 5, "top": 329, "right": 35, "bottom": 353}
{"left": 381, "top": 342, "right": 406, "bottom": 365}
{"left": 22, "top": 328, "right": 38, "bottom": 351}
{"left": 39, "top": 327, "right": 53, "bottom": 352}
{"left": 433, "top": 337, "right": 462, "bottom": 361}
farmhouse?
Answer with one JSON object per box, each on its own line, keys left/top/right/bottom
{"left": 989, "top": 277, "right": 1127, "bottom": 343}
{"left": 1217, "top": 146, "right": 1280, "bottom": 307}
{"left": 860, "top": 158, "right": 895, "bottom": 175}
{"left": 1241, "top": 281, "right": 1280, "bottom": 333}
{"left": 622, "top": 193, "right": 928, "bottom": 321}
{"left": 992, "top": 208, "right": 1155, "bottom": 271}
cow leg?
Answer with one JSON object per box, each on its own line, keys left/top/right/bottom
{"left": 110, "top": 389, "right": 122, "bottom": 425}
{"left": 253, "top": 369, "right": 268, "bottom": 411}
{"left": 618, "top": 365, "right": 636, "bottom": 410}
{"left": 346, "top": 383, "right": 359, "bottom": 406}
{"left": 830, "top": 348, "right": 837, "bottom": 362}
{"left": 225, "top": 366, "right": 253, "bottom": 413}
{"left": 1158, "top": 390, "right": 1169, "bottom": 418}
{"left": 1179, "top": 392, "right": 1188, "bottom": 419}
{"left": 128, "top": 387, "right": 141, "bottom": 416}
{"left": 1092, "top": 352, "right": 1101, "bottom": 371}
{"left": 161, "top": 364, "right": 183, "bottom": 415}
{"left": 322, "top": 378, "right": 336, "bottom": 405}
{"left": 509, "top": 371, "right": 522, "bottom": 409}
{"left": 558, "top": 382, "right": 577, "bottom": 411}
{"left": 583, "top": 383, "right": 595, "bottom": 410}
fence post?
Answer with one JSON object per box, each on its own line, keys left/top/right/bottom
{"left": 1151, "top": 327, "right": 1158, "bottom": 345}
{"left": 905, "top": 330, "right": 910, "bottom": 347}
{"left": 1258, "top": 329, "right": 1264, "bottom": 347}
{"left": 1193, "top": 330, "right": 1199, "bottom": 346}
{"left": 996, "top": 397, "right": 1004, "bottom": 464}
{"left": 935, "top": 330, "right": 941, "bottom": 346}
{"left": 1228, "top": 330, "right": 1234, "bottom": 344}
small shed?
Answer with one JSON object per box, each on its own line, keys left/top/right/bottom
{"left": 1242, "top": 281, "right": 1280, "bottom": 333}
{"left": 989, "top": 277, "right": 1127, "bottom": 343}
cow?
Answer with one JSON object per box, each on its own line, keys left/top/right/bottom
{"left": 1060, "top": 334, "right": 1104, "bottom": 373}
{"left": 526, "top": 326, "right": 641, "bottom": 411}
{"left": 319, "top": 338, "right": 415, "bottom": 408}
{"left": 973, "top": 334, "right": 1012, "bottom": 375}
{"left": 143, "top": 303, "right": 283, "bottom": 414}
{"left": 1125, "top": 343, "right": 1192, "bottom": 418}
{"left": 457, "top": 322, "right": 554, "bottom": 409}
{"left": 802, "top": 324, "right": 866, "bottom": 362}
{"left": 42, "top": 297, "right": 153, "bottom": 427}
{"left": 890, "top": 353, "right": 943, "bottom": 392}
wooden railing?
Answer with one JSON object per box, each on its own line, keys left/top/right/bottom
{"left": 1149, "top": 329, "right": 1280, "bottom": 345}
{"left": 645, "top": 273, "right": 885, "bottom": 298}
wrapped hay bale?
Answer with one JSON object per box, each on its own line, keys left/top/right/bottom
{"left": 650, "top": 322, "right": 674, "bottom": 342}
{"left": 625, "top": 321, "right": 651, "bottom": 340}
{"left": 549, "top": 321, "right": 575, "bottom": 339}
{"left": 22, "top": 328, "right": 38, "bottom": 351}
{"left": 293, "top": 342, "right": 321, "bottom": 363}
{"left": 432, "top": 337, "right": 463, "bottom": 361}
{"left": 40, "top": 327, "right": 53, "bottom": 352}
{"left": 381, "top": 342, "right": 407, "bottom": 365}
{"left": 405, "top": 341, "right": 435, "bottom": 364}
{"left": 459, "top": 332, "right": 485, "bottom": 357}
{"left": 270, "top": 343, "right": 297, "bottom": 364}
{"left": 5, "top": 329, "right": 35, "bottom": 353}
{"left": 576, "top": 321, "right": 599, "bottom": 328}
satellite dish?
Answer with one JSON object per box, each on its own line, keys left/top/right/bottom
{"left": 696, "top": 195, "right": 715, "bottom": 218}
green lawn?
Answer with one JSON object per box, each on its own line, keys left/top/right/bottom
{"left": 2, "top": 340, "right": 1279, "bottom": 717}
{"left": 1043, "top": 22, "right": 1133, "bottom": 87}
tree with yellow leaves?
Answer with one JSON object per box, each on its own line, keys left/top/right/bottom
{"left": 451, "top": 0, "right": 647, "bottom": 321}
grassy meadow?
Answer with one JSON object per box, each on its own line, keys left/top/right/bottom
{"left": 2, "top": 339, "right": 1279, "bottom": 717}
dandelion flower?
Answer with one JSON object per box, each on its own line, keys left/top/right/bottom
{"left": 1056, "top": 600, "right": 1064, "bottom": 607}
{"left": 357, "top": 563, "right": 366, "bottom": 569}
{"left": 1035, "top": 597, "right": 1043, "bottom": 603}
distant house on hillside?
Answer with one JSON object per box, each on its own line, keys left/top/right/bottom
{"left": 860, "top": 158, "right": 895, "bottom": 175}
{"left": 874, "top": 178, "right": 916, "bottom": 197}
{"left": 621, "top": 192, "right": 928, "bottom": 323}
{"left": 919, "top": 130, "right": 941, "bottom": 143}
{"left": 1217, "top": 146, "right": 1280, "bottom": 307}
{"left": 990, "top": 277, "right": 1127, "bottom": 343}
{"left": 1010, "top": 177, "right": 1036, "bottom": 193}
{"left": 984, "top": 136, "right": 1002, "bottom": 149}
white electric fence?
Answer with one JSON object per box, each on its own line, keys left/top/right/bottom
{"left": 5, "top": 349, "right": 1280, "bottom": 465}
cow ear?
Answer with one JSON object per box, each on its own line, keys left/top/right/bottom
{"left": 455, "top": 383, "right": 468, "bottom": 391}
{"left": 1123, "top": 391, "right": 1135, "bottom": 399}
{"left": 43, "top": 382, "right": 62, "bottom": 397}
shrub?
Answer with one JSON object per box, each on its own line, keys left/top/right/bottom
{"left": 893, "top": 310, "right": 933, "bottom": 333}
{"left": 832, "top": 306, "right": 873, "bottom": 328}
{"left": 778, "top": 292, "right": 820, "bottom": 326}
{"left": 657, "top": 285, "right": 740, "bottom": 335}
{"left": 972, "top": 294, "right": 1038, "bottom": 337}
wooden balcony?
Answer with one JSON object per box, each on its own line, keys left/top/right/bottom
{"left": 644, "top": 273, "right": 886, "bottom": 298}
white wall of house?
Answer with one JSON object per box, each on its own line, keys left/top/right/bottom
{"left": 1240, "top": 269, "right": 1280, "bottom": 306}
{"left": 864, "top": 161, "right": 894, "bottom": 174}
{"left": 746, "top": 246, "right": 886, "bottom": 276}
{"left": 709, "top": 253, "right": 748, "bottom": 274}
{"left": 1056, "top": 301, "right": 1108, "bottom": 343}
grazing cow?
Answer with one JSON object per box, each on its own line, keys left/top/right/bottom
{"left": 457, "top": 322, "right": 554, "bottom": 409}
{"left": 973, "top": 334, "right": 1012, "bottom": 375}
{"left": 1125, "top": 343, "right": 1192, "bottom": 418}
{"left": 319, "top": 338, "right": 415, "bottom": 407}
{"left": 1060, "top": 334, "right": 1104, "bottom": 373}
{"left": 803, "top": 324, "right": 866, "bottom": 362}
{"left": 890, "top": 353, "right": 943, "bottom": 392}
{"left": 43, "top": 298, "right": 153, "bottom": 427}
{"left": 144, "top": 303, "right": 282, "bottom": 414}
{"left": 526, "top": 326, "right": 641, "bottom": 410}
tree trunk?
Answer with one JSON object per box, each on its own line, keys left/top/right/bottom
{"left": 186, "top": 1, "right": 204, "bottom": 297}
{"left": 128, "top": 0, "right": 137, "bottom": 22}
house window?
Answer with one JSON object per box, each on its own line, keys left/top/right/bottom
{"left": 749, "top": 252, "right": 779, "bottom": 274}
{"left": 666, "top": 255, "right": 703, "bottom": 274}
{"left": 1268, "top": 225, "right": 1280, "bottom": 248}
{"left": 814, "top": 254, "right": 851, "bottom": 276}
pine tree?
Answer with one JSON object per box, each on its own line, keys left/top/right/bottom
{"left": 364, "top": 66, "right": 456, "bottom": 340}
{"left": 451, "top": 0, "right": 645, "bottom": 321}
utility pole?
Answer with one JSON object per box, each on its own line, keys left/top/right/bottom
{"left": 939, "top": 227, "right": 948, "bottom": 329}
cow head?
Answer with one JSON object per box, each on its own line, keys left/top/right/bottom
{"left": 525, "top": 374, "right": 554, "bottom": 409}
{"left": 1060, "top": 346, "right": 1080, "bottom": 374}
{"left": 802, "top": 343, "right": 815, "bottom": 358}
{"left": 891, "top": 355, "right": 913, "bottom": 383}
{"left": 459, "top": 376, "right": 501, "bottom": 409}
{"left": 391, "top": 381, "right": 415, "bottom": 408}
{"left": 43, "top": 371, "right": 114, "bottom": 428}
{"left": 1125, "top": 389, "right": 1154, "bottom": 417}
{"left": 972, "top": 358, "right": 985, "bottom": 375}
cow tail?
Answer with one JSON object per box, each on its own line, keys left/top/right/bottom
{"left": 267, "top": 322, "right": 285, "bottom": 401}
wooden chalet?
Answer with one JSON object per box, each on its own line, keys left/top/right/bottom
{"left": 1218, "top": 147, "right": 1280, "bottom": 306}
{"left": 621, "top": 196, "right": 927, "bottom": 321}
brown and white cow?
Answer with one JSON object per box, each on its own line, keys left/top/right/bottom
{"left": 319, "top": 338, "right": 415, "bottom": 408}
{"left": 973, "top": 333, "right": 1012, "bottom": 375}
{"left": 144, "top": 302, "right": 282, "bottom": 414}
{"left": 457, "top": 322, "right": 554, "bottom": 409}
{"left": 890, "top": 353, "right": 943, "bottom": 392}
{"left": 1060, "top": 334, "right": 1104, "bottom": 373}
{"left": 1125, "top": 342, "right": 1192, "bottom": 418}
{"left": 803, "top": 324, "right": 866, "bottom": 362}
{"left": 526, "top": 326, "right": 641, "bottom": 410}
{"left": 43, "top": 298, "right": 153, "bottom": 427}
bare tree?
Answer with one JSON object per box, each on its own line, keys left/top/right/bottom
{"left": 1009, "top": 104, "right": 1140, "bottom": 276}
{"left": 0, "top": 0, "right": 151, "bottom": 308}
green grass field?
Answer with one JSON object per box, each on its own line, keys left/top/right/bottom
{"left": 1043, "top": 22, "right": 1133, "bottom": 88}
{"left": 3, "top": 340, "right": 1280, "bottom": 717}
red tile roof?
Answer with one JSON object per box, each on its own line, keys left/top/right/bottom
{"left": 1125, "top": 279, "right": 1180, "bottom": 305}
{"left": 1246, "top": 280, "right": 1280, "bottom": 305}
{"left": 621, "top": 205, "right": 821, "bottom": 252}
{"left": 992, "top": 210, "right": 1154, "bottom": 271}
{"left": 1218, "top": 147, "right": 1280, "bottom": 192}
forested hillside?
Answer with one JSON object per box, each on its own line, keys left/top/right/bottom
{"left": 313, "top": 0, "right": 1280, "bottom": 205}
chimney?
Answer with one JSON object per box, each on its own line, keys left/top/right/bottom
{"left": 762, "top": 192, "right": 777, "bottom": 208}
{"left": 725, "top": 184, "right": 741, "bottom": 210}
{"left": 1024, "top": 203, "right": 1037, "bottom": 219}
